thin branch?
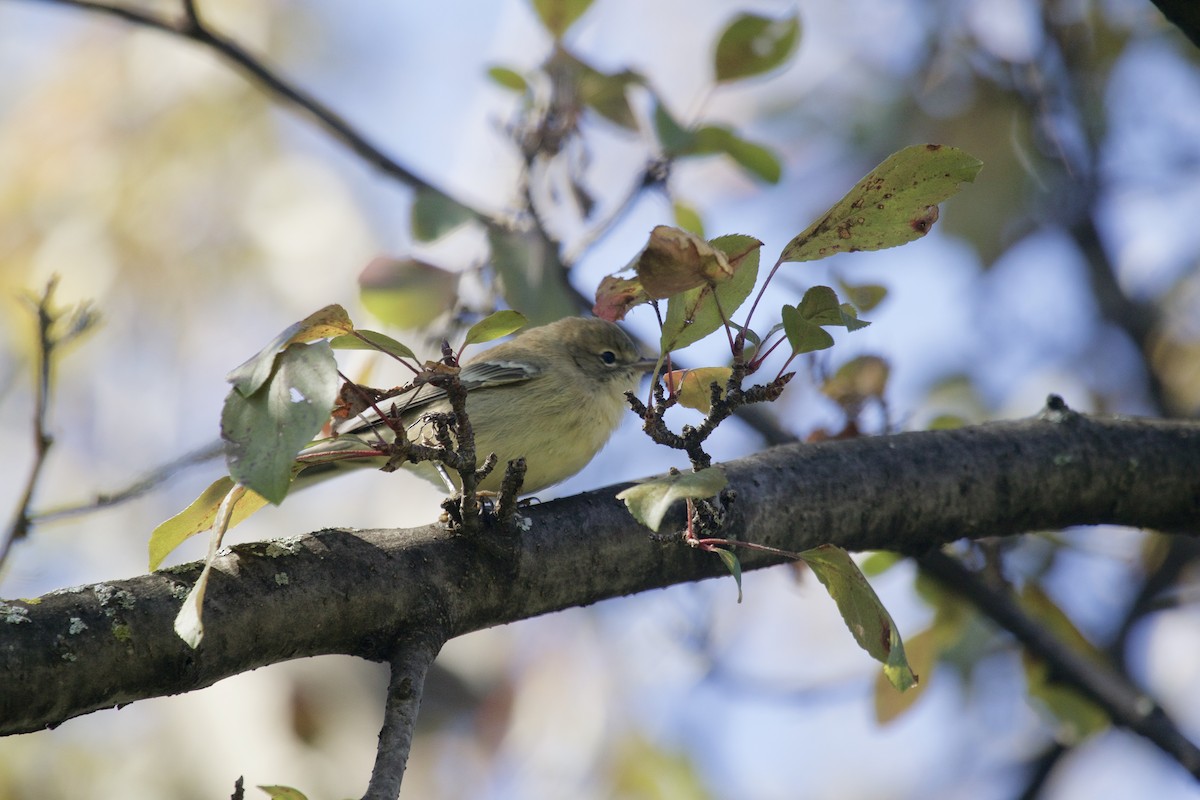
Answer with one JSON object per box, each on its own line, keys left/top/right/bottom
{"left": 363, "top": 628, "right": 446, "bottom": 800}
{"left": 23, "top": 0, "right": 491, "bottom": 221}
{"left": 918, "top": 550, "right": 1200, "bottom": 778}
{"left": 0, "top": 281, "right": 59, "bottom": 568}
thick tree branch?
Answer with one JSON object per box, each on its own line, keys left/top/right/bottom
{"left": 3, "top": 411, "right": 1198, "bottom": 737}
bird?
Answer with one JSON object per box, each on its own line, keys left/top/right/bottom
{"left": 294, "top": 316, "right": 655, "bottom": 495}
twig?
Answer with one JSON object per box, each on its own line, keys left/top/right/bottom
{"left": 918, "top": 550, "right": 1200, "bottom": 778}
{"left": 0, "top": 282, "right": 59, "bottom": 568}
{"left": 363, "top": 627, "right": 446, "bottom": 800}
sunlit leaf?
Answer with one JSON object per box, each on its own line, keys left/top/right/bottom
{"left": 822, "top": 355, "right": 891, "bottom": 406}
{"left": 411, "top": 188, "right": 475, "bottom": 242}
{"left": 780, "top": 145, "right": 982, "bottom": 263}
{"left": 226, "top": 305, "right": 352, "bottom": 397}
{"left": 799, "top": 543, "right": 917, "bottom": 691}
{"left": 222, "top": 341, "right": 338, "bottom": 505}
{"left": 672, "top": 201, "right": 705, "bottom": 237}
{"left": 617, "top": 467, "right": 728, "bottom": 532}
{"left": 487, "top": 65, "right": 528, "bottom": 92}
{"left": 257, "top": 787, "right": 309, "bottom": 800}
{"left": 464, "top": 309, "right": 528, "bottom": 346}
{"left": 660, "top": 234, "right": 762, "bottom": 352}
{"left": 714, "top": 12, "right": 801, "bottom": 82}
{"left": 173, "top": 482, "right": 248, "bottom": 648}
{"left": 329, "top": 330, "right": 417, "bottom": 362}
{"left": 148, "top": 477, "right": 269, "bottom": 570}
{"left": 532, "top": 0, "right": 594, "bottom": 38}
{"left": 359, "top": 257, "right": 458, "bottom": 330}
{"left": 664, "top": 367, "right": 732, "bottom": 413}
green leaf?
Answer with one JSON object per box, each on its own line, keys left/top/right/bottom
{"left": 222, "top": 341, "right": 338, "bottom": 505}
{"left": 487, "top": 65, "right": 529, "bottom": 92}
{"left": 488, "top": 226, "right": 579, "bottom": 325}
{"left": 464, "top": 310, "right": 528, "bottom": 346}
{"left": 411, "top": 188, "right": 475, "bottom": 242}
{"left": 838, "top": 280, "right": 888, "bottom": 312}
{"left": 148, "top": 477, "right": 270, "bottom": 570}
{"left": 874, "top": 626, "right": 937, "bottom": 723}
{"left": 359, "top": 257, "right": 458, "bottom": 330}
{"left": 532, "top": 0, "right": 594, "bottom": 38}
{"left": 1019, "top": 584, "right": 1111, "bottom": 742}
{"left": 226, "top": 305, "right": 352, "bottom": 397}
{"left": 780, "top": 144, "right": 982, "bottom": 263}
{"left": 329, "top": 330, "right": 417, "bottom": 362}
{"left": 672, "top": 201, "right": 705, "bottom": 237}
{"left": 839, "top": 303, "right": 871, "bottom": 331}
{"left": 692, "top": 126, "right": 782, "bottom": 183}
{"left": 660, "top": 234, "right": 762, "bottom": 352}
{"left": 258, "top": 786, "right": 310, "bottom": 800}
{"left": 617, "top": 467, "right": 728, "bottom": 532}
{"left": 799, "top": 544, "right": 917, "bottom": 691}
{"left": 714, "top": 12, "right": 801, "bottom": 83}
{"left": 714, "top": 548, "right": 743, "bottom": 603}
{"left": 780, "top": 304, "right": 834, "bottom": 354}
{"left": 653, "top": 101, "right": 696, "bottom": 154}
{"left": 798, "top": 285, "right": 844, "bottom": 325}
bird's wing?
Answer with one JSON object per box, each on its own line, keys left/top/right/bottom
{"left": 330, "top": 358, "right": 543, "bottom": 438}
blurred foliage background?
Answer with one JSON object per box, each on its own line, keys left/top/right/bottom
{"left": 2, "top": 0, "right": 1200, "bottom": 798}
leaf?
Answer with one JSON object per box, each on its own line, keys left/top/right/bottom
{"left": 411, "top": 188, "right": 475, "bottom": 242}
{"left": 329, "top": 329, "right": 417, "bottom": 362}
{"left": 691, "top": 126, "right": 783, "bottom": 184}
{"left": 633, "top": 225, "right": 733, "bottom": 298}
{"left": 222, "top": 341, "right": 339, "bottom": 505}
{"left": 663, "top": 367, "right": 732, "bottom": 413}
{"left": 660, "top": 234, "right": 762, "bottom": 352}
{"left": 148, "top": 477, "right": 270, "bottom": 570}
{"left": 226, "top": 305, "right": 352, "bottom": 397}
{"left": 672, "top": 201, "right": 705, "bottom": 237}
{"left": 799, "top": 544, "right": 917, "bottom": 691}
{"left": 258, "top": 787, "right": 309, "bottom": 800}
{"left": 780, "top": 144, "right": 982, "bottom": 263}
{"left": 874, "top": 627, "right": 937, "bottom": 723}
{"left": 487, "top": 65, "right": 528, "bottom": 92}
{"left": 488, "top": 226, "right": 579, "bottom": 325}
{"left": 532, "top": 0, "right": 594, "bottom": 38}
{"left": 617, "top": 467, "right": 728, "bottom": 532}
{"left": 653, "top": 102, "right": 695, "bottom": 154}
{"left": 714, "top": 548, "right": 743, "bottom": 603}
{"left": 714, "top": 12, "right": 801, "bottom": 83}
{"left": 593, "top": 275, "right": 651, "bottom": 322}
{"left": 822, "top": 355, "right": 891, "bottom": 406}
{"left": 798, "top": 285, "right": 844, "bottom": 325}
{"left": 358, "top": 257, "right": 458, "bottom": 330}
{"left": 173, "top": 482, "right": 248, "bottom": 648}
{"left": 837, "top": 280, "right": 888, "bottom": 312}
{"left": 578, "top": 67, "right": 642, "bottom": 131}
{"left": 780, "top": 304, "right": 834, "bottom": 355}
{"left": 464, "top": 309, "right": 528, "bottom": 346}
{"left": 1019, "top": 584, "right": 1111, "bottom": 742}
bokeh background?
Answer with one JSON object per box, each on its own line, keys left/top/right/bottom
{"left": 2, "top": 0, "right": 1200, "bottom": 797}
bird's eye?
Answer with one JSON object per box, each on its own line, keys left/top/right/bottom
{"left": 600, "top": 350, "right": 617, "bottom": 365}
